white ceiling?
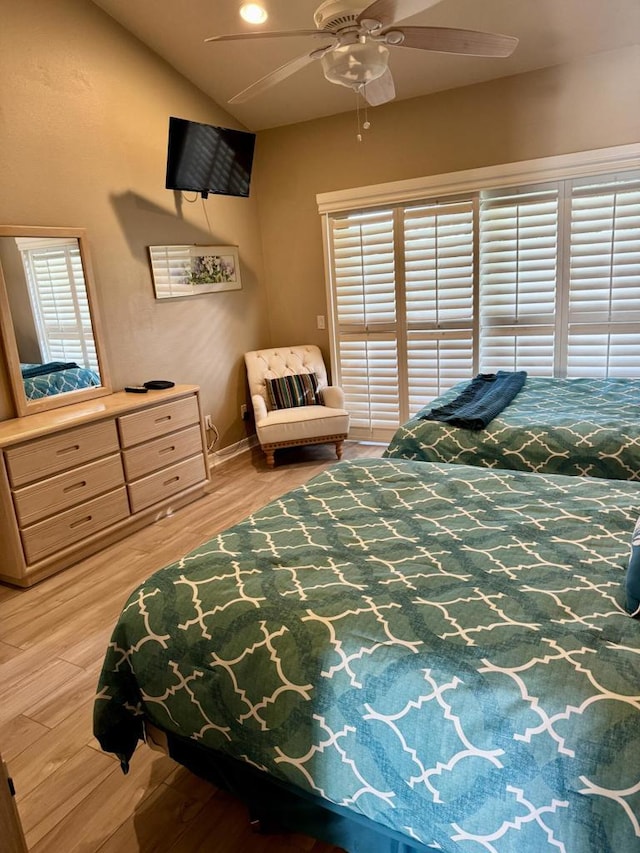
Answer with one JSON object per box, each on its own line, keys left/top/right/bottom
{"left": 91, "top": 0, "right": 640, "bottom": 131}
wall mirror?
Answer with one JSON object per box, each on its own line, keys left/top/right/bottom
{"left": 0, "top": 225, "right": 111, "bottom": 417}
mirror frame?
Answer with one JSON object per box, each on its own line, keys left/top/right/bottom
{"left": 0, "top": 225, "right": 112, "bottom": 417}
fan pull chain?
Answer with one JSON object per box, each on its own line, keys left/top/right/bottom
{"left": 355, "top": 89, "right": 372, "bottom": 143}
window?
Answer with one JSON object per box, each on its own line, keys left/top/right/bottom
{"left": 322, "top": 152, "right": 640, "bottom": 441}
{"left": 566, "top": 173, "right": 640, "bottom": 377}
{"left": 327, "top": 200, "right": 476, "bottom": 437}
{"left": 16, "top": 237, "right": 97, "bottom": 370}
{"left": 328, "top": 209, "right": 399, "bottom": 434}
{"left": 479, "top": 185, "right": 558, "bottom": 375}
{"left": 404, "top": 200, "right": 476, "bottom": 415}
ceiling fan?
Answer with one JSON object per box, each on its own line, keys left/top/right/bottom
{"left": 205, "top": 0, "right": 518, "bottom": 107}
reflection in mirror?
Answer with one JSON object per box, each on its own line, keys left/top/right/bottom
{"left": 0, "top": 226, "right": 111, "bottom": 417}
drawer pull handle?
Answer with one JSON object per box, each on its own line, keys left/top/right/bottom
{"left": 57, "top": 444, "right": 81, "bottom": 455}
{"left": 154, "top": 415, "right": 172, "bottom": 424}
{"left": 63, "top": 480, "right": 87, "bottom": 493}
{"left": 159, "top": 446, "right": 176, "bottom": 455}
{"left": 163, "top": 476, "right": 180, "bottom": 486}
{"left": 70, "top": 515, "right": 92, "bottom": 529}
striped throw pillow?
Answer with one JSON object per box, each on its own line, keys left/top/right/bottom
{"left": 266, "top": 372, "right": 320, "bottom": 410}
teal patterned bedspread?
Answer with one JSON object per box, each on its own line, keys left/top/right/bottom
{"left": 94, "top": 458, "right": 640, "bottom": 852}
{"left": 22, "top": 365, "right": 101, "bottom": 400}
{"left": 384, "top": 377, "right": 640, "bottom": 480}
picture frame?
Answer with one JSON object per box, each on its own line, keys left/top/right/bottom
{"left": 148, "top": 245, "right": 241, "bottom": 299}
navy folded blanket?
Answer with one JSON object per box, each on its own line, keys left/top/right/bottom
{"left": 21, "top": 361, "right": 79, "bottom": 379}
{"left": 420, "top": 370, "right": 528, "bottom": 431}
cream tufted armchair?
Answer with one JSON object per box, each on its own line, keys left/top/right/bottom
{"left": 244, "top": 345, "right": 350, "bottom": 468}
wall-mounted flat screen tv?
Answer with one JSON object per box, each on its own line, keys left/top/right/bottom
{"left": 165, "top": 116, "right": 256, "bottom": 199}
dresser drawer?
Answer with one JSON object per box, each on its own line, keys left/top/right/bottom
{"left": 21, "top": 487, "right": 130, "bottom": 564}
{"left": 12, "top": 454, "right": 125, "bottom": 527}
{"left": 5, "top": 421, "right": 120, "bottom": 488}
{"left": 118, "top": 396, "right": 200, "bottom": 448}
{"left": 128, "top": 455, "right": 207, "bottom": 514}
{"left": 122, "top": 424, "right": 203, "bottom": 481}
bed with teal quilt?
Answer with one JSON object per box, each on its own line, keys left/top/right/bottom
{"left": 21, "top": 361, "right": 101, "bottom": 400}
{"left": 384, "top": 376, "right": 640, "bottom": 480}
{"left": 94, "top": 457, "right": 640, "bottom": 853}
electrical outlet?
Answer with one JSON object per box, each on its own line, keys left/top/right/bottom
{"left": 204, "top": 414, "right": 213, "bottom": 430}
{"left": 240, "top": 404, "right": 248, "bottom": 420}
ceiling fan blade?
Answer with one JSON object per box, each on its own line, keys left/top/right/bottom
{"left": 389, "top": 26, "right": 519, "bottom": 57}
{"left": 205, "top": 29, "right": 325, "bottom": 44}
{"left": 362, "top": 68, "right": 396, "bottom": 106}
{"left": 357, "top": 0, "right": 444, "bottom": 30}
{"left": 228, "top": 47, "right": 333, "bottom": 104}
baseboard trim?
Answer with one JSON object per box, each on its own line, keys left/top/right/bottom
{"left": 208, "top": 436, "right": 385, "bottom": 470}
{"left": 208, "top": 435, "right": 258, "bottom": 469}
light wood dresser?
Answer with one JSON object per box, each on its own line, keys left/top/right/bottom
{"left": 0, "top": 385, "right": 210, "bottom": 587}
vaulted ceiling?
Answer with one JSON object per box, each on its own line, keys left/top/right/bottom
{"left": 91, "top": 0, "right": 640, "bottom": 131}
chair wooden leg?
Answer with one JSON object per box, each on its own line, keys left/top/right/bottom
{"left": 264, "top": 448, "right": 275, "bottom": 468}
{"left": 335, "top": 440, "right": 344, "bottom": 460}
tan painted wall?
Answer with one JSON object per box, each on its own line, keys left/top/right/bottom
{"left": 0, "top": 0, "right": 269, "bottom": 446}
{"left": 254, "top": 46, "right": 640, "bottom": 352}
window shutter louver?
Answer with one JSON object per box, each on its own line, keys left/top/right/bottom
{"left": 407, "top": 332, "right": 476, "bottom": 413}
{"left": 479, "top": 327, "right": 556, "bottom": 375}
{"left": 331, "top": 211, "right": 396, "bottom": 328}
{"left": 567, "top": 173, "right": 640, "bottom": 376}
{"left": 404, "top": 202, "right": 474, "bottom": 325}
{"left": 329, "top": 210, "right": 399, "bottom": 438}
{"left": 566, "top": 329, "right": 640, "bottom": 377}
{"left": 479, "top": 188, "right": 559, "bottom": 374}
{"left": 403, "top": 200, "right": 475, "bottom": 413}
{"left": 338, "top": 336, "right": 400, "bottom": 439}
{"left": 21, "top": 243, "right": 97, "bottom": 370}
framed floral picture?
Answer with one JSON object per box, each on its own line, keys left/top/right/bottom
{"left": 148, "top": 245, "right": 241, "bottom": 299}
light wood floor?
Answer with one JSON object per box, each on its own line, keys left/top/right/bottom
{"left": 0, "top": 441, "right": 385, "bottom": 853}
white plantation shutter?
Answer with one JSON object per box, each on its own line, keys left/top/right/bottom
{"left": 479, "top": 186, "right": 559, "bottom": 374}
{"left": 323, "top": 161, "right": 640, "bottom": 437}
{"left": 406, "top": 332, "right": 475, "bottom": 413}
{"left": 477, "top": 327, "right": 556, "bottom": 375}
{"left": 404, "top": 200, "right": 475, "bottom": 413}
{"left": 331, "top": 210, "right": 396, "bottom": 327}
{"left": 338, "top": 336, "right": 399, "bottom": 435}
{"left": 567, "top": 173, "right": 640, "bottom": 376}
{"left": 18, "top": 238, "right": 97, "bottom": 370}
{"left": 566, "top": 329, "right": 640, "bottom": 377}
{"left": 329, "top": 210, "right": 399, "bottom": 438}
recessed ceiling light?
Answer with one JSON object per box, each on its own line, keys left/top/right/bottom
{"left": 239, "top": 3, "right": 268, "bottom": 24}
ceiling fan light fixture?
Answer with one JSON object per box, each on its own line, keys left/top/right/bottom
{"left": 321, "top": 41, "right": 389, "bottom": 90}
{"left": 384, "top": 30, "right": 404, "bottom": 46}
{"left": 239, "top": 3, "right": 268, "bottom": 25}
